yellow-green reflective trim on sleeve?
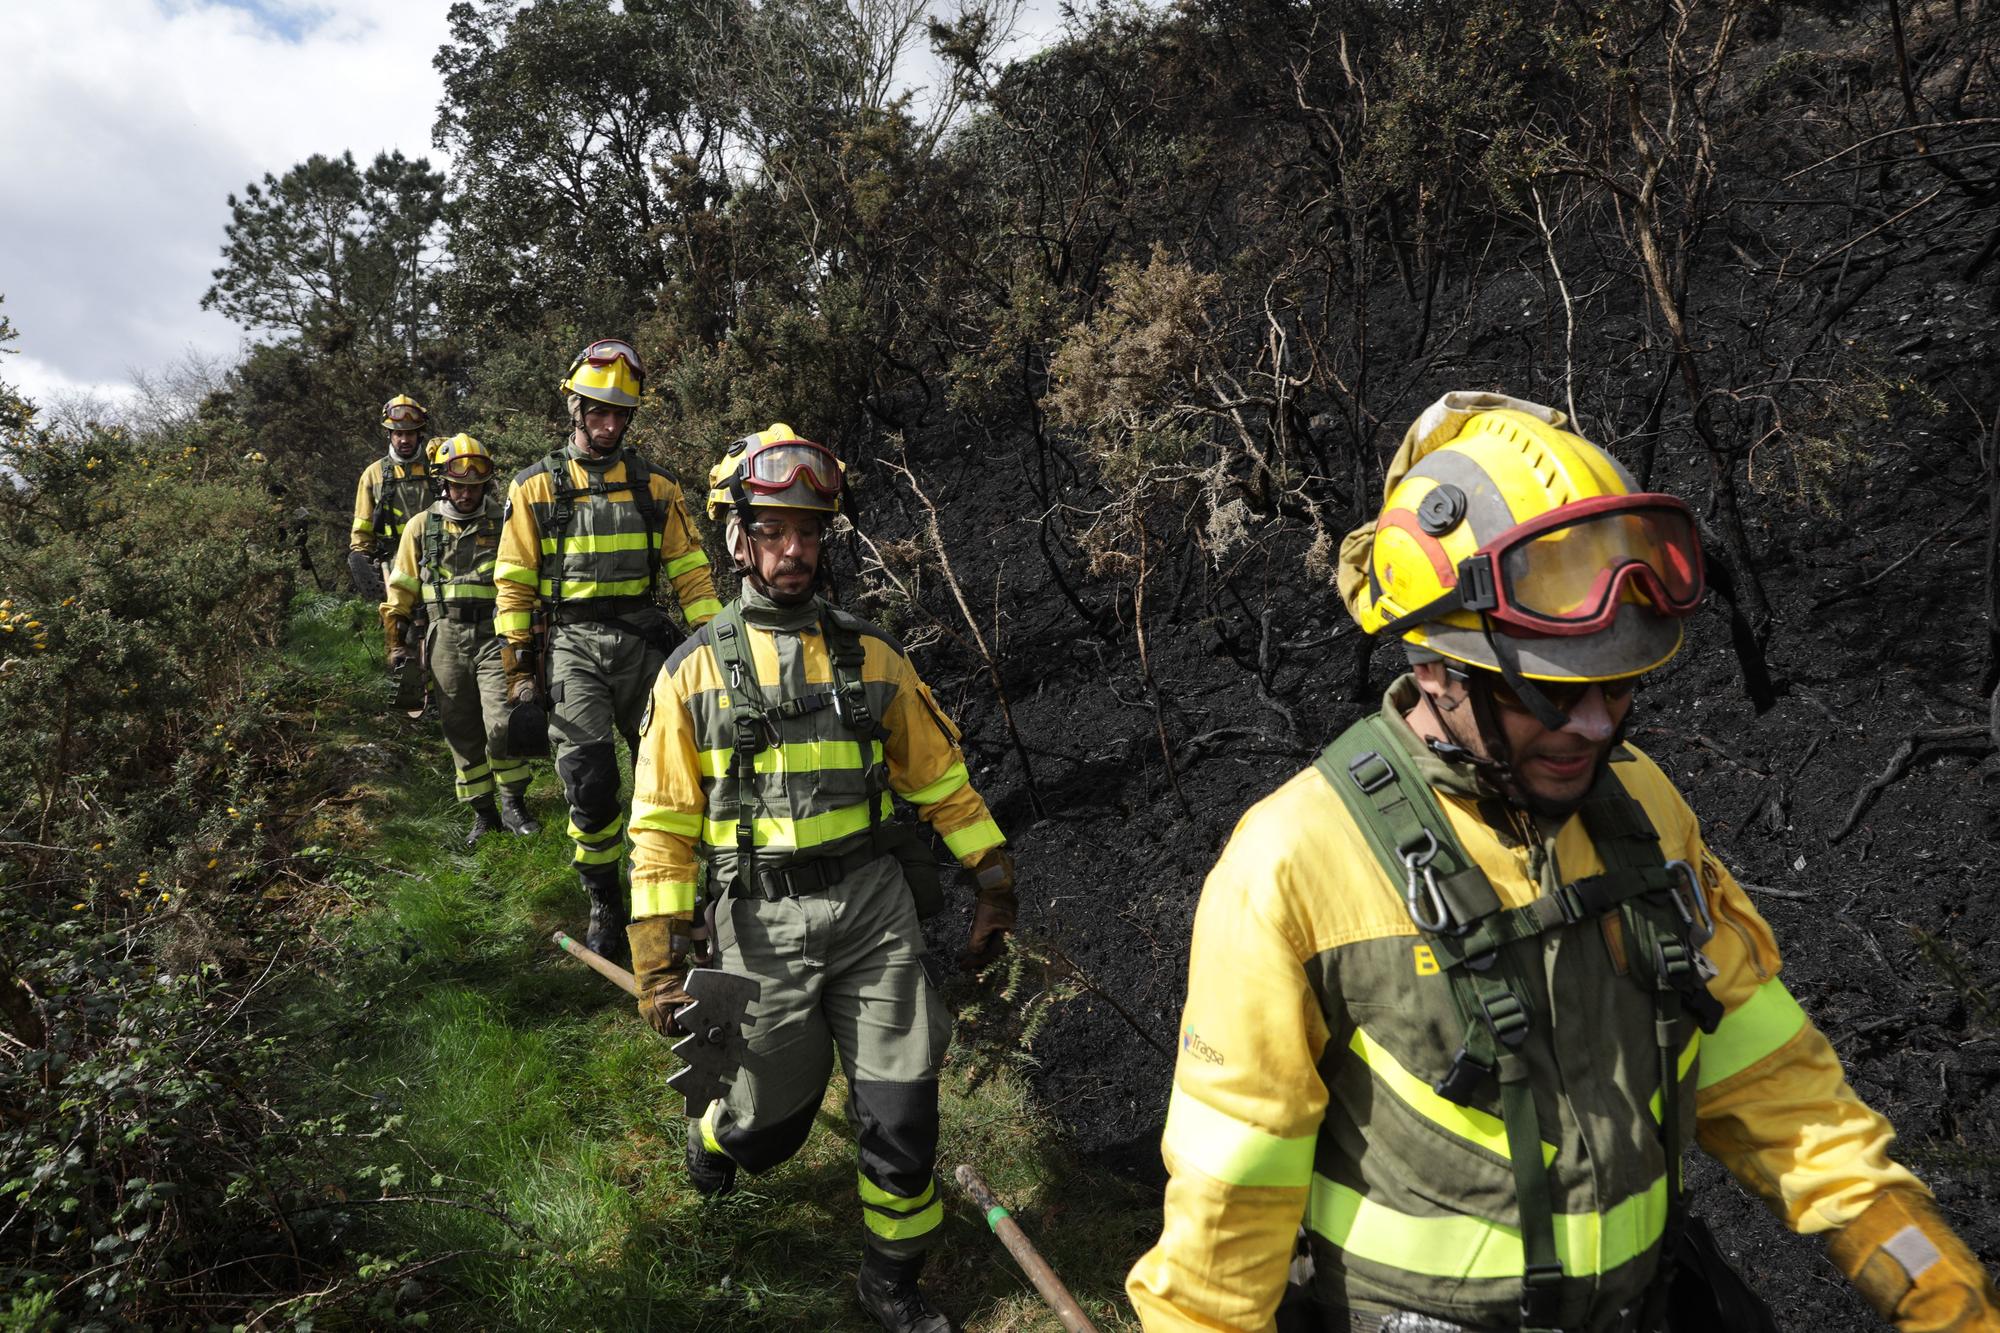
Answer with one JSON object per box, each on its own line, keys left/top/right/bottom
{"left": 632, "top": 803, "right": 703, "bottom": 838}
{"left": 683, "top": 597, "right": 722, "bottom": 623}
{"left": 702, "top": 794, "right": 894, "bottom": 852}
{"left": 898, "top": 762, "right": 970, "bottom": 806}
{"left": 354, "top": 520, "right": 376, "bottom": 535}
{"left": 493, "top": 610, "right": 534, "bottom": 634}
{"left": 1697, "top": 978, "right": 1808, "bottom": 1090}
{"left": 1161, "top": 1086, "right": 1315, "bottom": 1188}
{"left": 537, "top": 577, "right": 652, "bottom": 599}
{"left": 631, "top": 879, "right": 698, "bottom": 917}
{"left": 539, "top": 532, "right": 660, "bottom": 555}
{"left": 696, "top": 739, "right": 877, "bottom": 779}
{"left": 1650, "top": 1031, "right": 1701, "bottom": 1120}
{"left": 857, "top": 1172, "right": 936, "bottom": 1211}
{"left": 1306, "top": 1173, "right": 1666, "bottom": 1280}
{"left": 494, "top": 562, "right": 538, "bottom": 586}
{"left": 1349, "top": 1028, "right": 1557, "bottom": 1167}
{"left": 664, "top": 550, "right": 710, "bottom": 578}
{"left": 862, "top": 1197, "right": 944, "bottom": 1240}
{"left": 942, "top": 818, "right": 1005, "bottom": 860}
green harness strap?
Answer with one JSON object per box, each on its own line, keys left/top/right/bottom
{"left": 1315, "top": 715, "right": 1720, "bottom": 1333}
{"left": 542, "top": 446, "right": 667, "bottom": 615}
{"left": 420, "top": 503, "right": 502, "bottom": 620}
{"left": 706, "top": 602, "right": 887, "bottom": 901}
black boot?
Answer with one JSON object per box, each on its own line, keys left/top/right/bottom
{"left": 855, "top": 1251, "right": 955, "bottom": 1333}
{"left": 498, "top": 788, "right": 541, "bottom": 836}
{"left": 684, "top": 1121, "right": 738, "bottom": 1198}
{"left": 465, "top": 796, "right": 502, "bottom": 846}
{"left": 581, "top": 865, "right": 630, "bottom": 966}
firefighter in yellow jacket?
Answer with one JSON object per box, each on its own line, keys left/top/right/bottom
{"left": 625, "top": 426, "right": 1016, "bottom": 1333}
{"left": 1127, "top": 393, "right": 2000, "bottom": 1333}
{"left": 383, "top": 434, "right": 540, "bottom": 844}
{"left": 348, "top": 395, "right": 434, "bottom": 606}
{"left": 494, "top": 339, "right": 721, "bottom": 963}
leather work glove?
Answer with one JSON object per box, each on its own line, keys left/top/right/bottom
{"left": 501, "top": 639, "right": 541, "bottom": 707}
{"left": 1828, "top": 1189, "right": 2000, "bottom": 1332}
{"left": 383, "top": 613, "right": 410, "bottom": 671}
{"left": 628, "top": 913, "right": 696, "bottom": 1037}
{"left": 959, "top": 846, "right": 1017, "bottom": 973}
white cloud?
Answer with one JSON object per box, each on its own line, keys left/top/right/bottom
{"left": 0, "top": 0, "right": 452, "bottom": 392}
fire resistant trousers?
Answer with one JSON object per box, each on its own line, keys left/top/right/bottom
{"left": 698, "top": 851, "right": 954, "bottom": 1261}
{"left": 548, "top": 617, "right": 667, "bottom": 869}
{"left": 427, "top": 619, "right": 527, "bottom": 802}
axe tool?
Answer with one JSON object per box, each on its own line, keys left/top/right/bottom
{"left": 551, "top": 931, "right": 760, "bottom": 1120}
{"left": 954, "top": 1164, "right": 1100, "bottom": 1333}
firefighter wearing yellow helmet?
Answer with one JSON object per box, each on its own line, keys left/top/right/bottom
{"left": 1129, "top": 392, "right": 2000, "bottom": 1332}
{"left": 350, "top": 394, "right": 435, "bottom": 676}
{"left": 382, "top": 435, "right": 541, "bottom": 842}
{"left": 492, "top": 340, "right": 721, "bottom": 962}
{"left": 625, "top": 425, "right": 1015, "bottom": 1333}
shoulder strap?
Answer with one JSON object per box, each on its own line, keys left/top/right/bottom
{"left": 544, "top": 450, "right": 576, "bottom": 609}
{"left": 710, "top": 603, "right": 763, "bottom": 896}
{"left": 821, "top": 606, "right": 886, "bottom": 853}
{"left": 421, "top": 509, "right": 447, "bottom": 612}
{"left": 621, "top": 450, "right": 665, "bottom": 590}
{"left": 1313, "top": 715, "right": 1562, "bottom": 1329}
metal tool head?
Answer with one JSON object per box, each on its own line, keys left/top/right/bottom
{"left": 665, "top": 968, "right": 762, "bottom": 1119}
{"left": 506, "top": 698, "right": 551, "bottom": 758}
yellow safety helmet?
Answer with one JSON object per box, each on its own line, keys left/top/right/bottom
{"left": 705, "top": 424, "right": 844, "bottom": 520}
{"left": 382, "top": 394, "right": 428, "bottom": 430}
{"left": 425, "top": 437, "right": 449, "bottom": 466}
{"left": 435, "top": 433, "right": 497, "bottom": 485}
{"left": 1347, "top": 396, "right": 1705, "bottom": 686}
{"left": 560, "top": 338, "right": 644, "bottom": 410}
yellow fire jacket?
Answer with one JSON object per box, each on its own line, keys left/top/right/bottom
{"left": 626, "top": 587, "right": 1006, "bottom": 921}
{"left": 492, "top": 443, "right": 721, "bottom": 641}
{"left": 381, "top": 495, "right": 503, "bottom": 624}
{"left": 350, "top": 453, "right": 433, "bottom": 554}
{"left": 1127, "top": 676, "right": 1927, "bottom": 1331}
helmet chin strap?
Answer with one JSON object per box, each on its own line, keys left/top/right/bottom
{"left": 1480, "top": 618, "right": 1573, "bottom": 731}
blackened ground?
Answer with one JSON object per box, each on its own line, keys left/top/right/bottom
{"left": 891, "top": 333, "right": 1998, "bottom": 1329}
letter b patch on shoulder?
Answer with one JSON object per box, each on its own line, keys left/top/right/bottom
{"left": 1413, "top": 944, "right": 1440, "bottom": 976}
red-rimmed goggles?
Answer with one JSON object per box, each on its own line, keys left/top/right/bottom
{"left": 579, "top": 339, "right": 644, "bottom": 377}
{"left": 385, "top": 404, "right": 426, "bottom": 428}
{"left": 441, "top": 455, "right": 494, "bottom": 483}
{"left": 741, "top": 438, "right": 841, "bottom": 499}
{"left": 1385, "top": 493, "right": 1705, "bottom": 638}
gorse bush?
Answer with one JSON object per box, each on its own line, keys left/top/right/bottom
{"left": 0, "top": 331, "right": 339, "bottom": 1326}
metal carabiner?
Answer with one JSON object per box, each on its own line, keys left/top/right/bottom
{"left": 1401, "top": 831, "right": 1452, "bottom": 934}
{"left": 1664, "top": 858, "right": 1720, "bottom": 979}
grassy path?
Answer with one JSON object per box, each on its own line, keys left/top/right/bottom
{"left": 276, "top": 596, "right": 1152, "bottom": 1330}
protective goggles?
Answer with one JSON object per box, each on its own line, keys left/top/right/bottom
{"left": 441, "top": 455, "right": 494, "bottom": 482}
{"left": 741, "top": 439, "right": 841, "bottom": 499}
{"left": 1488, "top": 672, "right": 1642, "bottom": 714}
{"left": 1390, "top": 493, "right": 1704, "bottom": 638}
{"left": 579, "top": 339, "right": 643, "bottom": 378}
{"left": 384, "top": 404, "right": 426, "bottom": 427}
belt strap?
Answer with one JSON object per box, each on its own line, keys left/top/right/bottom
{"left": 550, "top": 595, "right": 656, "bottom": 625}
{"left": 738, "top": 840, "right": 884, "bottom": 902}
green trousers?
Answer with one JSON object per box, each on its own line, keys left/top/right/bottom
{"left": 698, "top": 851, "right": 954, "bottom": 1260}
{"left": 427, "top": 618, "right": 527, "bottom": 801}
{"left": 547, "top": 615, "right": 668, "bottom": 868}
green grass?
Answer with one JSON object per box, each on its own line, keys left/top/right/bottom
{"left": 268, "top": 594, "right": 1153, "bottom": 1330}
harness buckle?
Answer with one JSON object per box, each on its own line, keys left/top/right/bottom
{"left": 1519, "top": 1261, "right": 1566, "bottom": 1331}
{"left": 1431, "top": 1046, "right": 1493, "bottom": 1105}
{"left": 1347, "top": 750, "right": 1395, "bottom": 795}
{"left": 1664, "top": 859, "right": 1719, "bottom": 978}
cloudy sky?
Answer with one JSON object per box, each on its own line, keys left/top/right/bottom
{"left": 1, "top": 0, "right": 1066, "bottom": 415}
{"left": 1, "top": 0, "right": 458, "bottom": 408}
